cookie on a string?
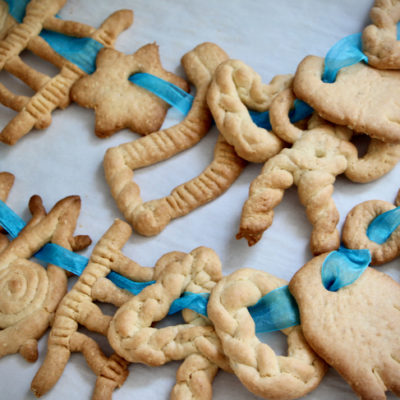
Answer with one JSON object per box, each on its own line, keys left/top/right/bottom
{"left": 71, "top": 43, "right": 189, "bottom": 137}
{"left": 30, "top": 219, "right": 153, "bottom": 399}
{"left": 0, "top": 0, "right": 133, "bottom": 144}
{"left": 107, "top": 245, "right": 231, "bottom": 399}
{"left": 207, "top": 267, "right": 327, "bottom": 400}
{"left": 293, "top": 55, "right": 400, "bottom": 144}
{"left": 342, "top": 189, "right": 400, "bottom": 265}
{"left": 104, "top": 42, "right": 244, "bottom": 236}
{"left": 0, "top": 194, "right": 90, "bottom": 362}
{"left": 237, "top": 88, "right": 400, "bottom": 255}
{"left": 207, "top": 59, "right": 292, "bottom": 162}
{"left": 289, "top": 251, "right": 400, "bottom": 400}
{"left": 362, "top": 0, "right": 400, "bottom": 69}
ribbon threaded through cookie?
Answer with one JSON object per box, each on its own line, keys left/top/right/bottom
{"left": 367, "top": 206, "right": 400, "bottom": 244}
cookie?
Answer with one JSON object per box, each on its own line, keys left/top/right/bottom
{"left": 363, "top": 0, "right": 400, "bottom": 69}
{"left": 238, "top": 88, "right": 400, "bottom": 254}
{"left": 104, "top": 42, "right": 236, "bottom": 236}
{"left": 208, "top": 268, "right": 327, "bottom": 399}
{"left": 207, "top": 59, "right": 292, "bottom": 162}
{"left": 31, "top": 219, "right": 147, "bottom": 399}
{"left": 71, "top": 43, "right": 189, "bottom": 137}
{"left": 0, "top": 194, "right": 90, "bottom": 362}
{"left": 289, "top": 252, "right": 400, "bottom": 400}
{"left": 293, "top": 55, "right": 400, "bottom": 144}
{"left": 107, "top": 246, "right": 231, "bottom": 398}
{"left": 0, "top": 172, "right": 15, "bottom": 252}
{"left": 342, "top": 190, "right": 400, "bottom": 265}
{"left": 0, "top": 1, "right": 133, "bottom": 144}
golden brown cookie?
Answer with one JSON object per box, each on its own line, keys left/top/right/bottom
{"left": 289, "top": 253, "right": 400, "bottom": 400}
{"left": 207, "top": 59, "right": 292, "bottom": 162}
{"left": 0, "top": 194, "right": 90, "bottom": 362}
{"left": 0, "top": 1, "right": 133, "bottom": 144}
{"left": 342, "top": 190, "right": 400, "bottom": 265}
{"left": 30, "top": 219, "right": 155, "bottom": 399}
{"left": 71, "top": 43, "right": 189, "bottom": 137}
{"left": 107, "top": 246, "right": 231, "bottom": 399}
{"left": 363, "top": 0, "right": 400, "bottom": 69}
{"left": 208, "top": 268, "right": 327, "bottom": 399}
{"left": 104, "top": 42, "right": 241, "bottom": 236}
{"left": 293, "top": 55, "right": 400, "bottom": 143}
{"left": 0, "top": 172, "right": 14, "bottom": 252}
{"left": 238, "top": 88, "right": 400, "bottom": 255}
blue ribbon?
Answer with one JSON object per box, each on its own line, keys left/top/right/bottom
{"left": 367, "top": 206, "right": 400, "bottom": 244}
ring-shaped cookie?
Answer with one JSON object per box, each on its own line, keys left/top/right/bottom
{"left": 207, "top": 268, "right": 327, "bottom": 400}
{"left": 342, "top": 197, "right": 400, "bottom": 265}
{"left": 207, "top": 59, "right": 292, "bottom": 162}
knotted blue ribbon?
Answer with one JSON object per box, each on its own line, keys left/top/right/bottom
{"left": 367, "top": 206, "right": 400, "bottom": 244}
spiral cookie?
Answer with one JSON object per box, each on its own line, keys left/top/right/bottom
{"left": 107, "top": 246, "right": 232, "bottom": 399}
{"left": 0, "top": 195, "right": 90, "bottom": 362}
{"left": 207, "top": 268, "right": 327, "bottom": 400}
{"left": 342, "top": 190, "right": 400, "bottom": 265}
{"left": 207, "top": 59, "right": 292, "bottom": 163}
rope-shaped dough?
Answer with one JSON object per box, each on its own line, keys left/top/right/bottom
{"left": 238, "top": 87, "right": 400, "bottom": 254}
{"left": 104, "top": 43, "right": 240, "bottom": 236}
{"left": 107, "top": 246, "right": 231, "bottom": 398}
{"left": 362, "top": 0, "right": 400, "bottom": 69}
{"left": 208, "top": 268, "right": 327, "bottom": 400}
{"left": 342, "top": 191, "right": 400, "bottom": 265}
{"left": 207, "top": 59, "right": 292, "bottom": 162}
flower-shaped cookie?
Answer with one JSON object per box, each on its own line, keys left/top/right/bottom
{"left": 71, "top": 43, "right": 189, "bottom": 137}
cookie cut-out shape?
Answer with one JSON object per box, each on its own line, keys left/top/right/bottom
{"left": 342, "top": 190, "right": 400, "bottom": 265}
{"left": 0, "top": 194, "right": 90, "bottom": 362}
{"left": 31, "top": 219, "right": 154, "bottom": 399}
{"left": 104, "top": 42, "right": 238, "bottom": 236}
{"left": 0, "top": 0, "right": 133, "bottom": 144}
{"left": 293, "top": 55, "right": 400, "bottom": 144}
{"left": 207, "top": 268, "right": 327, "bottom": 400}
{"left": 107, "top": 246, "right": 232, "bottom": 398}
{"left": 71, "top": 43, "right": 189, "bottom": 137}
{"left": 363, "top": 0, "right": 400, "bottom": 69}
{"left": 238, "top": 88, "right": 400, "bottom": 254}
{"left": 289, "top": 253, "right": 400, "bottom": 400}
{"left": 207, "top": 59, "right": 292, "bottom": 162}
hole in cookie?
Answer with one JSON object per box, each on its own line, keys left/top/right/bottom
{"left": 0, "top": 68, "right": 35, "bottom": 97}
{"left": 256, "top": 330, "right": 287, "bottom": 356}
{"left": 315, "top": 148, "right": 326, "bottom": 158}
{"left": 19, "top": 49, "right": 60, "bottom": 78}
{"left": 350, "top": 134, "right": 370, "bottom": 158}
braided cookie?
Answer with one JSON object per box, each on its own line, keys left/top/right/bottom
{"left": 71, "top": 43, "right": 189, "bottom": 137}
{"left": 207, "top": 59, "right": 292, "bottom": 162}
{"left": 0, "top": 171, "right": 14, "bottom": 252}
{"left": 0, "top": 195, "right": 90, "bottom": 362}
{"left": 104, "top": 43, "right": 244, "bottom": 236}
{"left": 363, "top": 0, "right": 400, "bottom": 69}
{"left": 293, "top": 55, "right": 400, "bottom": 144}
{"left": 107, "top": 247, "right": 232, "bottom": 399}
{"left": 289, "top": 253, "right": 400, "bottom": 400}
{"left": 238, "top": 88, "right": 400, "bottom": 254}
{"left": 342, "top": 190, "right": 400, "bottom": 265}
{"left": 31, "top": 219, "right": 158, "bottom": 399}
{"left": 0, "top": 0, "right": 133, "bottom": 144}
{"left": 207, "top": 268, "right": 327, "bottom": 400}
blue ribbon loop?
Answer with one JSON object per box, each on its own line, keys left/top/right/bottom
{"left": 367, "top": 206, "right": 400, "bottom": 244}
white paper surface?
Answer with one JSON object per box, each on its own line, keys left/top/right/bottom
{"left": 0, "top": 0, "right": 398, "bottom": 399}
